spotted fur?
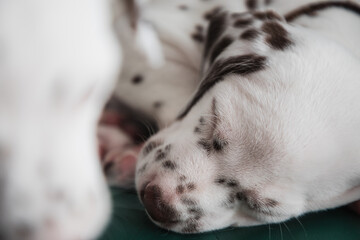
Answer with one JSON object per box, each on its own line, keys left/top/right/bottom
{"left": 112, "top": 0, "right": 360, "bottom": 235}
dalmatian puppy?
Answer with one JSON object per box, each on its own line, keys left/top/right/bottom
{"left": 105, "top": 0, "right": 346, "bottom": 185}
{"left": 126, "top": 0, "right": 360, "bottom": 234}
{"left": 0, "top": 0, "right": 158, "bottom": 239}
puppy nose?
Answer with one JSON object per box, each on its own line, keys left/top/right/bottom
{"left": 140, "top": 184, "right": 178, "bottom": 224}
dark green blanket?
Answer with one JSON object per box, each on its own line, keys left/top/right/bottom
{"left": 98, "top": 188, "right": 360, "bottom": 240}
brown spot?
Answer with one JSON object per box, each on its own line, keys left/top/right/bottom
{"left": 178, "top": 54, "right": 267, "bottom": 119}
{"left": 262, "top": 21, "right": 293, "bottom": 50}
{"left": 203, "top": 10, "right": 227, "bottom": 58}
{"left": 155, "top": 149, "right": 166, "bottom": 161}
{"left": 233, "top": 18, "right": 253, "bottom": 28}
{"left": 188, "top": 207, "right": 203, "bottom": 216}
{"left": 254, "top": 11, "right": 282, "bottom": 21}
{"left": 285, "top": 1, "right": 360, "bottom": 22}
{"left": 196, "top": 24, "right": 204, "bottom": 32}
{"left": 194, "top": 127, "right": 201, "bottom": 134}
{"left": 191, "top": 32, "right": 204, "bottom": 43}
{"left": 209, "top": 35, "right": 234, "bottom": 64}
{"left": 131, "top": 74, "right": 143, "bottom": 84}
{"left": 178, "top": 4, "right": 188, "bottom": 11}
{"left": 203, "top": 6, "right": 223, "bottom": 21}
{"left": 187, "top": 183, "right": 196, "bottom": 191}
{"left": 179, "top": 175, "right": 187, "bottom": 181}
{"left": 162, "top": 160, "right": 177, "bottom": 170}
{"left": 231, "top": 12, "right": 248, "bottom": 19}
{"left": 240, "top": 28, "right": 260, "bottom": 40}
{"left": 153, "top": 101, "right": 163, "bottom": 109}
{"left": 176, "top": 185, "right": 185, "bottom": 194}
{"left": 246, "top": 0, "right": 258, "bottom": 10}
{"left": 182, "top": 222, "right": 199, "bottom": 233}
{"left": 143, "top": 140, "right": 162, "bottom": 156}
{"left": 265, "top": 198, "right": 279, "bottom": 207}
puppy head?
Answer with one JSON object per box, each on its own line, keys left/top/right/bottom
{"left": 136, "top": 6, "right": 360, "bottom": 233}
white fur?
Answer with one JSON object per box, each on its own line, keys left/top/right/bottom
{"left": 0, "top": 0, "right": 120, "bottom": 239}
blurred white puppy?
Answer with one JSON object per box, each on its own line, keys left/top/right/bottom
{"left": 0, "top": 1, "right": 121, "bottom": 239}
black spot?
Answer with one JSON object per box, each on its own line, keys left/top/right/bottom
{"left": 187, "top": 183, "right": 196, "bottom": 191}
{"left": 181, "top": 197, "right": 197, "bottom": 206}
{"left": 178, "top": 4, "right": 188, "bottom": 10}
{"left": 240, "top": 28, "right": 260, "bottom": 40}
{"left": 254, "top": 11, "right": 282, "bottom": 21}
{"left": 153, "top": 101, "right": 163, "bottom": 109}
{"left": 176, "top": 185, "right": 185, "bottom": 194}
{"left": 178, "top": 54, "right": 267, "bottom": 119}
{"left": 262, "top": 21, "right": 293, "bottom": 50}
{"left": 162, "top": 160, "right": 177, "bottom": 170}
{"left": 132, "top": 74, "right": 143, "bottom": 84}
{"left": 227, "top": 179, "right": 238, "bottom": 187}
{"left": 236, "top": 192, "right": 246, "bottom": 201}
{"left": 199, "top": 117, "right": 206, "bottom": 125}
{"left": 233, "top": 18, "right": 253, "bottom": 28}
{"left": 265, "top": 0, "right": 273, "bottom": 5}
{"left": 215, "top": 178, "right": 226, "bottom": 184}
{"left": 143, "top": 140, "right": 162, "bottom": 156}
{"left": 198, "top": 139, "right": 212, "bottom": 153}
{"left": 212, "top": 138, "right": 227, "bottom": 152}
{"left": 203, "top": 10, "right": 227, "bottom": 59}
{"left": 209, "top": 35, "right": 234, "bottom": 64}
{"left": 246, "top": 0, "right": 257, "bottom": 10}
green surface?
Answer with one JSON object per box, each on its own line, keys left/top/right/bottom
{"left": 98, "top": 187, "right": 360, "bottom": 240}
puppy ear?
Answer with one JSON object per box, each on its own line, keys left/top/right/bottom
{"left": 113, "top": 0, "right": 164, "bottom": 68}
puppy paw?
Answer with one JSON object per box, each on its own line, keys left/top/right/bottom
{"left": 102, "top": 146, "right": 142, "bottom": 188}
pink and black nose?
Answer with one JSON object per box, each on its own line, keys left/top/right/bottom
{"left": 140, "top": 184, "right": 179, "bottom": 225}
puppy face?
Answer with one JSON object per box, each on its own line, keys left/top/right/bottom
{"left": 136, "top": 8, "right": 360, "bottom": 233}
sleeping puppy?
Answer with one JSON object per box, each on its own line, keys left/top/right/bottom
{"left": 134, "top": 1, "right": 360, "bottom": 234}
